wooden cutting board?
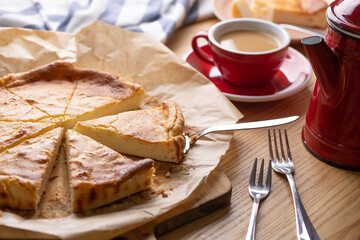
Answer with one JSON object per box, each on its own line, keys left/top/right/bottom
{"left": 117, "top": 168, "right": 232, "bottom": 239}
{"left": 0, "top": 168, "right": 231, "bottom": 239}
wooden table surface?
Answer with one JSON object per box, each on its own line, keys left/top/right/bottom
{"left": 161, "top": 18, "right": 360, "bottom": 240}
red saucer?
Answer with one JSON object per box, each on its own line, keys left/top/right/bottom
{"left": 185, "top": 44, "right": 312, "bottom": 102}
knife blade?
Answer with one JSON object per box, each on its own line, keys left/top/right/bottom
{"left": 184, "top": 116, "right": 300, "bottom": 153}
{"left": 197, "top": 116, "right": 300, "bottom": 138}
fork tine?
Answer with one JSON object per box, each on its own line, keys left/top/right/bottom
{"left": 278, "top": 129, "right": 287, "bottom": 162}
{"left": 265, "top": 160, "right": 272, "bottom": 189}
{"left": 249, "top": 158, "right": 257, "bottom": 186}
{"left": 268, "top": 129, "right": 319, "bottom": 240}
{"left": 268, "top": 129, "right": 274, "bottom": 162}
{"left": 273, "top": 129, "right": 281, "bottom": 162}
{"left": 247, "top": 158, "right": 271, "bottom": 240}
{"left": 284, "top": 129, "right": 293, "bottom": 162}
{"left": 257, "top": 159, "right": 264, "bottom": 186}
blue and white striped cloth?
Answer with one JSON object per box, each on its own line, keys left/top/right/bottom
{"left": 0, "top": 0, "right": 214, "bottom": 43}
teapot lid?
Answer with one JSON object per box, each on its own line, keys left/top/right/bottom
{"left": 327, "top": 0, "right": 360, "bottom": 39}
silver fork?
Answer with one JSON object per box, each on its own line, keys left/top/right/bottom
{"left": 246, "top": 158, "right": 271, "bottom": 240}
{"left": 268, "top": 129, "right": 320, "bottom": 240}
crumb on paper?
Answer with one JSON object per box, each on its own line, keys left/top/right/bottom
{"left": 142, "top": 94, "right": 161, "bottom": 109}
{"left": 165, "top": 171, "right": 171, "bottom": 178}
{"left": 159, "top": 189, "right": 168, "bottom": 198}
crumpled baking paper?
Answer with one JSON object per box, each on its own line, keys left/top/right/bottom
{"left": 0, "top": 21, "right": 242, "bottom": 239}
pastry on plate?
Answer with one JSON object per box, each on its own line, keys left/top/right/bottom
{"left": 65, "top": 130, "right": 155, "bottom": 212}
{"left": 0, "top": 127, "right": 63, "bottom": 210}
{"left": 75, "top": 100, "right": 186, "bottom": 163}
{"left": 232, "top": 0, "right": 327, "bottom": 28}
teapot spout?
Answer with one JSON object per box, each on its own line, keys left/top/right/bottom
{"left": 302, "top": 36, "right": 339, "bottom": 98}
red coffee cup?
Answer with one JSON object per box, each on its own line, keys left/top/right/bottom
{"left": 192, "top": 19, "right": 290, "bottom": 88}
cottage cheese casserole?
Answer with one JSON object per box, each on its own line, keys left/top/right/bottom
{"left": 75, "top": 100, "right": 186, "bottom": 163}
{"left": 0, "top": 61, "right": 186, "bottom": 212}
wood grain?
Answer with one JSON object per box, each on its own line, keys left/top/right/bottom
{"left": 158, "top": 19, "right": 360, "bottom": 240}
{"left": 119, "top": 168, "right": 232, "bottom": 239}
{"left": 2, "top": 18, "right": 358, "bottom": 240}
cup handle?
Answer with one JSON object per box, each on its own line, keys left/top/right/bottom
{"left": 191, "top": 31, "right": 215, "bottom": 65}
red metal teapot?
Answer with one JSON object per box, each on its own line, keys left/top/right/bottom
{"left": 301, "top": 0, "right": 360, "bottom": 170}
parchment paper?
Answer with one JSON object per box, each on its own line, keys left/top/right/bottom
{"left": 0, "top": 21, "right": 243, "bottom": 239}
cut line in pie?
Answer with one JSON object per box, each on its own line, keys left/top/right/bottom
{"left": 0, "top": 61, "right": 186, "bottom": 213}
{"left": 65, "top": 130, "right": 155, "bottom": 212}
{"left": 1, "top": 61, "right": 145, "bottom": 130}
{"left": 75, "top": 99, "right": 186, "bottom": 163}
{"left": 0, "top": 121, "right": 56, "bottom": 153}
{"left": 0, "top": 127, "right": 63, "bottom": 210}
{"left": 0, "top": 85, "right": 52, "bottom": 122}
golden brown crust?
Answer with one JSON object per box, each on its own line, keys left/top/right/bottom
{"left": 232, "top": 0, "right": 327, "bottom": 28}
{"left": 0, "top": 128, "right": 63, "bottom": 182}
{"left": 0, "top": 87, "right": 51, "bottom": 122}
{"left": 64, "top": 65, "right": 144, "bottom": 120}
{"left": 75, "top": 100, "right": 186, "bottom": 162}
{"left": 0, "top": 121, "right": 56, "bottom": 152}
{"left": 252, "top": 0, "right": 327, "bottom": 28}
{"left": 2, "top": 61, "right": 141, "bottom": 98}
{"left": 1, "top": 61, "right": 144, "bottom": 130}
{"left": 65, "top": 130, "right": 155, "bottom": 212}
{"left": 71, "top": 167, "right": 155, "bottom": 212}
{"left": 163, "top": 101, "right": 186, "bottom": 162}
{"left": 73, "top": 69, "right": 142, "bottom": 101}
{"left": 2, "top": 62, "right": 78, "bottom": 119}
{"left": 0, "top": 127, "right": 63, "bottom": 210}
{"left": 0, "top": 176, "right": 38, "bottom": 210}
{"left": 1, "top": 61, "right": 132, "bottom": 87}
{"left": 2, "top": 62, "right": 74, "bottom": 87}
{"left": 0, "top": 61, "right": 188, "bottom": 213}
{"left": 104, "top": 100, "right": 185, "bottom": 143}
{"left": 66, "top": 130, "right": 153, "bottom": 186}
